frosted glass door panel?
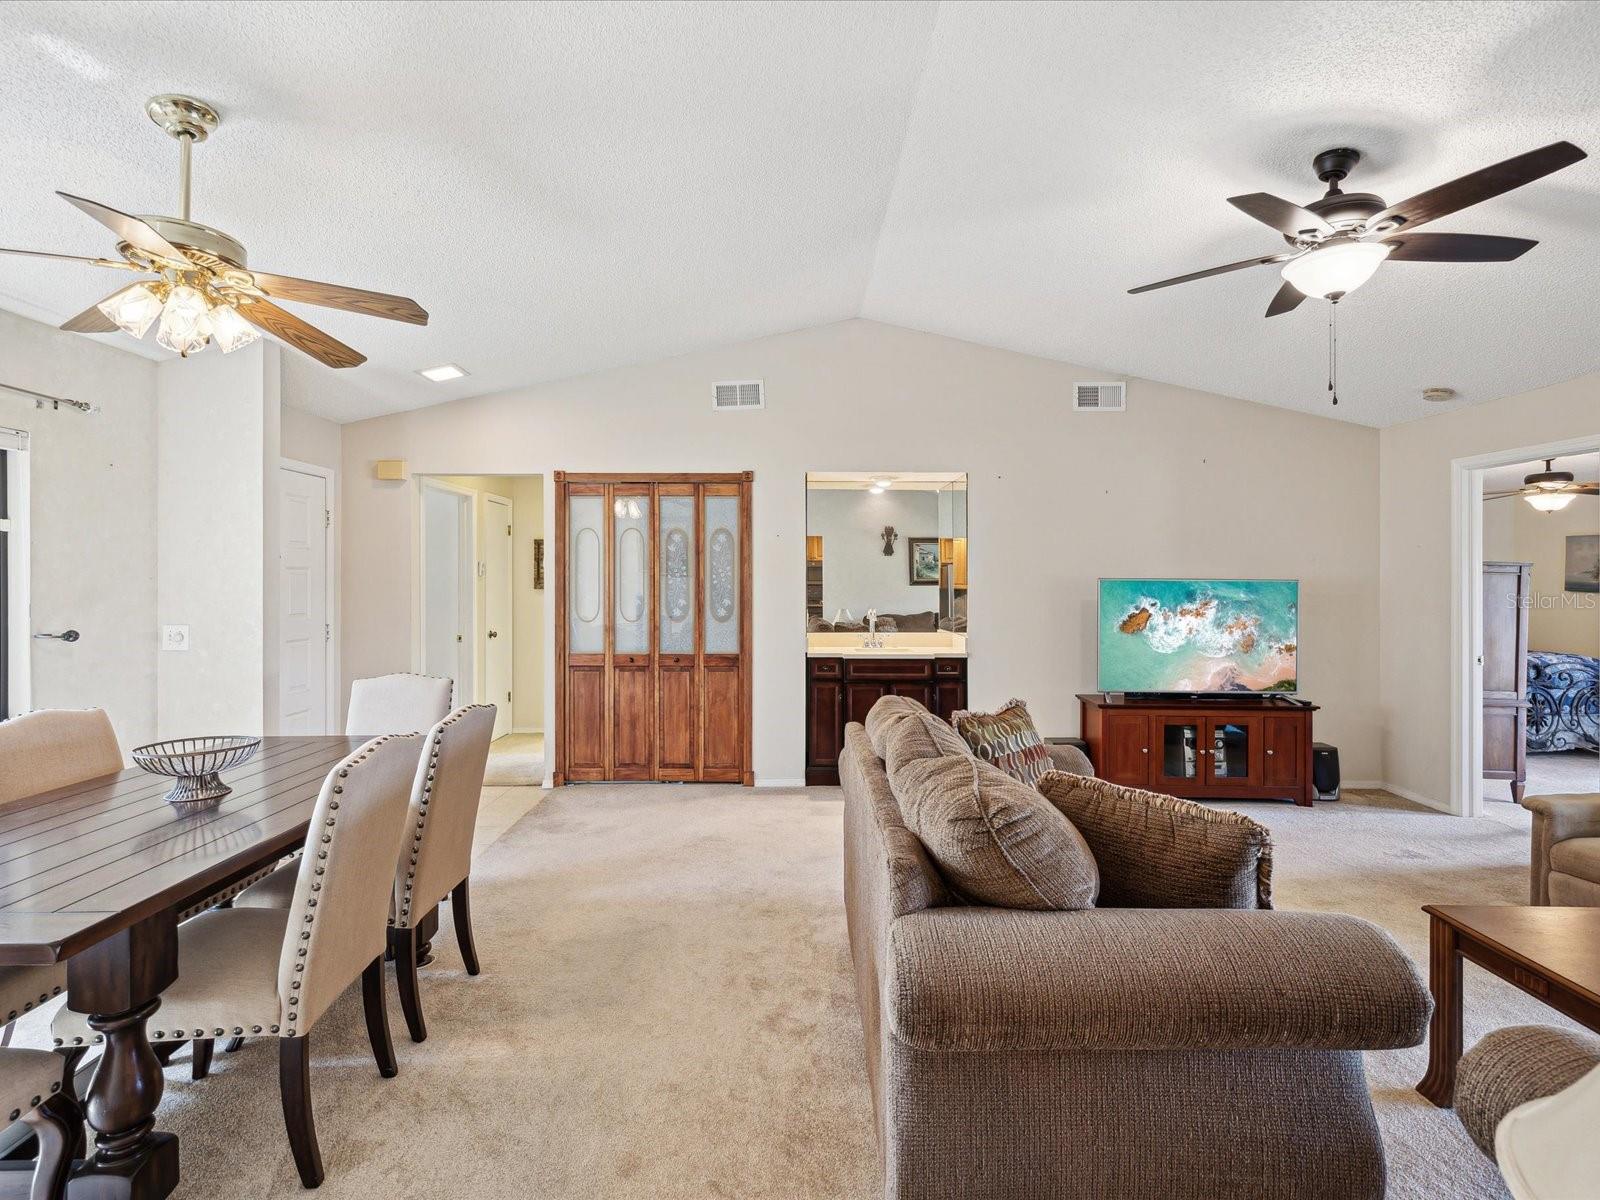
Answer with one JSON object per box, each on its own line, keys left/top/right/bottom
{"left": 705, "top": 495, "right": 740, "bottom": 653}
{"left": 613, "top": 494, "right": 649, "bottom": 653}
{"left": 568, "top": 495, "right": 604, "bottom": 654}
{"left": 660, "top": 495, "right": 696, "bottom": 654}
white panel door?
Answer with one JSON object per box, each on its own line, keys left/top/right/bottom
{"left": 483, "top": 494, "right": 513, "bottom": 738}
{"left": 422, "top": 485, "right": 473, "bottom": 696}
{"left": 277, "top": 467, "right": 329, "bottom": 734}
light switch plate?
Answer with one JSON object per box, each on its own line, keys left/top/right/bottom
{"left": 162, "top": 624, "right": 190, "bottom": 652}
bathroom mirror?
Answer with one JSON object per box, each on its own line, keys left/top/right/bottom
{"left": 804, "top": 472, "right": 968, "bottom": 637}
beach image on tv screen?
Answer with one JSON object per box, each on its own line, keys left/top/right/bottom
{"left": 1098, "top": 579, "right": 1298, "bottom": 693}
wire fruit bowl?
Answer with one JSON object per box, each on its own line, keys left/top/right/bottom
{"left": 132, "top": 736, "right": 261, "bottom": 811}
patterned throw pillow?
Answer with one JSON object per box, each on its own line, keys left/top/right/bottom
{"left": 950, "top": 698, "right": 1051, "bottom": 787}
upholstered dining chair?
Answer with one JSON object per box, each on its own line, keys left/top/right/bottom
{"left": 238, "top": 706, "right": 496, "bottom": 1044}
{"left": 0, "top": 1046, "right": 78, "bottom": 1200}
{"left": 54, "top": 732, "right": 423, "bottom": 1190}
{"left": 0, "top": 709, "right": 123, "bottom": 1049}
{"left": 345, "top": 674, "right": 453, "bottom": 736}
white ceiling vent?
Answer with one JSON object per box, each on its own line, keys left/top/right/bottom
{"left": 1073, "top": 381, "right": 1125, "bottom": 412}
{"left": 712, "top": 380, "right": 765, "bottom": 411}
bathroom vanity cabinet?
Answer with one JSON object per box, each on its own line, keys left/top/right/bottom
{"left": 806, "top": 654, "right": 968, "bottom": 785}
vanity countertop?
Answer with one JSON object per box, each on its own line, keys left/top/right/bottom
{"left": 805, "top": 647, "right": 968, "bottom": 660}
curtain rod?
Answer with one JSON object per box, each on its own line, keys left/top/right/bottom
{"left": 0, "top": 380, "right": 97, "bottom": 413}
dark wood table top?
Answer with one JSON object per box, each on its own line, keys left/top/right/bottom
{"left": 0, "top": 735, "right": 362, "bottom": 965}
{"left": 1425, "top": 904, "right": 1600, "bottom": 1007}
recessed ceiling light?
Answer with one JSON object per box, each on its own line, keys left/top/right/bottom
{"left": 417, "top": 363, "right": 467, "bottom": 382}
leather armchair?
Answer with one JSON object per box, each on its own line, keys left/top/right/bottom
{"left": 1521, "top": 794, "right": 1600, "bottom": 905}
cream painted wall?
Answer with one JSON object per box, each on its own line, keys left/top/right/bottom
{"left": 342, "top": 320, "right": 1381, "bottom": 784}
{"left": 1380, "top": 372, "right": 1600, "bottom": 808}
{"left": 425, "top": 474, "right": 543, "bottom": 731}
{"left": 280, "top": 404, "right": 342, "bottom": 471}
{"left": 0, "top": 310, "right": 158, "bottom": 752}
{"left": 1482, "top": 489, "right": 1599, "bottom": 657}
{"left": 156, "top": 343, "right": 276, "bottom": 735}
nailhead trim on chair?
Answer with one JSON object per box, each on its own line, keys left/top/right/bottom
{"left": 5, "top": 984, "right": 63, "bottom": 1023}
{"left": 8, "top": 1080, "right": 62, "bottom": 1121}
{"left": 394, "top": 705, "right": 492, "bottom": 928}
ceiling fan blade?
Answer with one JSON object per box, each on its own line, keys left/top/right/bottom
{"left": 1128, "top": 252, "right": 1291, "bottom": 295}
{"left": 237, "top": 298, "right": 366, "bottom": 368}
{"left": 1382, "top": 232, "right": 1538, "bottom": 262}
{"left": 1365, "top": 141, "right": 1586, "bottom": 233}
{"left": 1265, "top": 280, "right": 1306, "bottom": 317}
{"left": 1483, "top": 490, "right": 1528, "bottom": 500}
{"left": 0, "top": 246, "right": 139, "bottom": 271}
{"left": 248, "top": 271, "right": 428, "bottom": 325}
{"left": 57, "top": 192, "right": 195, "bottom": 267}
{"left": 1227, "top": 193, "right": 1334, "bottom": 239}
{"left": 60, "top": 284, "right": 144, "bottom": 333}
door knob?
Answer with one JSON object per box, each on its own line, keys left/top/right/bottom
{"left": 487, "top": 630, "right": 499, "bottom": 638}
{"left": 34, "top": 629, "right": 80, "bottom": 642}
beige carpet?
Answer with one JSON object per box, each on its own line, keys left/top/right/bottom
{"left": 483, "top": 733, "right": 545, "bottom": 787}
{"left": 89, "top": 786, "right": 1573, "bottom": 1197}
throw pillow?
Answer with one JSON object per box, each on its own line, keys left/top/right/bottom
{"left": 892, "top": 755, "right": 1099, "bottom": 910}
{"left": 865, "top": 694, "right": 933, "bottom": 759}
{"left": 882, "top": 710, "right": 971, "bottom": 778}
{"left": 1036, "top": 772, "right": 1272, "bottom": 909}
{"left": 951, "top": 698, "right": 1051, "bottom": 787}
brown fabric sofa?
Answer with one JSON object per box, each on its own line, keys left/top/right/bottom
{"left": 1522, "top": 793, "right": 1600, "bottom": 905}
{"left": 842, "top": 722, "right": 1432, "bottom": 1200}
{"left": 1455, "top": 1024, "right": 1600, "bottom": 1157}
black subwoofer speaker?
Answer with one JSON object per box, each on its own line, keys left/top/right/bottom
{"left": 1311, "top": 743, "right": 1340, "bottom": 800}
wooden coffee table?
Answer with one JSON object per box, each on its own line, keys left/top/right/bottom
{"left": 1417, "top": 905, "right": 1600, "bottom": 1107}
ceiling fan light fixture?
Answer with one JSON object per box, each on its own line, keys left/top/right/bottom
{"left": 97, "top": 282, "right": 165, "bottom": 338}
{"left": 155, "top": 284, "right": 213, "bottom": 357}
{"left": 209, "top": 302, "right": 260, "bottom": 354}
{"left": 1525, "top": 491, "right": 1576, "bottom": 513}
{"left": 1280, "top": 240, "right": 1392, "bottom": 300}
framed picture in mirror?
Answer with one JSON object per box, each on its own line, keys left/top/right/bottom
{"left": 908, "top": 537, "right": 940, "bottom": 585}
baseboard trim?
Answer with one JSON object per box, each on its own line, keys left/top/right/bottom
{"left": 511, "top": 726, "right": 543, "bottom": 735}
{"left": 754, "top": 777, "right": 807, "bottom": 789}
{"left": 1342, "top": 779, "right": 1385, "bottom": 791}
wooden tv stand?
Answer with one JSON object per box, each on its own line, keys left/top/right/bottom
{"left": 1078, "top": 693, "right": 1317, "bottom": 807}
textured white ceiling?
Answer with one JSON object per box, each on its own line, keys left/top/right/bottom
{"left": 1484, "top": 451, "right": 1599, "bottom": 492}
{"left": 0, "top": 1, "right": 1596, "bottom": 426}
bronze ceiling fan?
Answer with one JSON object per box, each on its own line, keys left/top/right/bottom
{"left": 1129, "top": 141, "right": 1587, "bottom": 315}
{"left": 0, "top": 94, "right": 427, "bottom": 368}
{"left": 1485, "top": 458, "right": 1599, "bottom": 512}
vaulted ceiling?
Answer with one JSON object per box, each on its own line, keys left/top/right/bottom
{"left": 1, "top": 1, "right": 1596, "bottom": 425}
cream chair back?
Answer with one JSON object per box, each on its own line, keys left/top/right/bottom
{"left": 395, "top": 705, "right": 496, "bottom": 928}
{"left": 345, "top": 674, "right": 453, "bottom": 736}
{"left": 275, "top": 732, "right": 422, "bottom": 1036}
{"left": 0, "top": 709, "right": 122, "bottom": 808}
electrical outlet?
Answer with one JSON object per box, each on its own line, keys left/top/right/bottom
{"left": 162, "top": 624, "right": 190, "bottom": 652}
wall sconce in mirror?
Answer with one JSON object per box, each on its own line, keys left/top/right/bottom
{"left": 881, "top": 526, "right": 898, "bottom": 556}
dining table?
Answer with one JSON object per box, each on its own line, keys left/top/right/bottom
{"left": 0, "top": 735, "right": 364, "bottom": 1199}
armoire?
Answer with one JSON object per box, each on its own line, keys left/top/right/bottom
{"left": 554, "top": 472, "right": 753, "bottom": 785}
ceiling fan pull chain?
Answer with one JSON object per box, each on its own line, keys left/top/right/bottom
{"left": 1327, "top": 302, "right": 1339, "bottom": 406}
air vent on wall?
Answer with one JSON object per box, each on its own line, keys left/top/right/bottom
{"left": 1073, "top": 382, "right": 1125, "bottom": 412}
{"left": 713, "top": 380, "right": 764, "bottom": 411}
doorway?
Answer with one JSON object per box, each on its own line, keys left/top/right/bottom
{"left": 1452, "top": 436, "right": 1600, "bottom": 817}
{"left": 420, "top": 479, "right": 476, "bottom": 698}
{"left": 276, "top": 460, "right": 335, "bottom": 734}
{"left": 483, "top": 492, "right": 513, "bottom": 739}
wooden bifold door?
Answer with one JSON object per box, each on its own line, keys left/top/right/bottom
{"left": 554, "top": 472, "right": 752, "bottom": 785}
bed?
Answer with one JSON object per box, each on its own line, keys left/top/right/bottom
{"left": 1526, "top": 652, "right": 1600, "bottom": 754}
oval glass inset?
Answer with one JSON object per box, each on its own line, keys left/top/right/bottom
{"left": 709, "top": 527, "right": 736, "bottom": 622}
{"left": 664, "top": 528, "right": 691, "bottom": 621}
{"left": 618, "top": 526, "right": 646, "bottom": 623}
{"left": 574, "top": 527, "right": 602, "bottom": 623}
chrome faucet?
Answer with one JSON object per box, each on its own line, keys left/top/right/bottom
{"left": 864, "top": 608, "right": 884, "bottom": 649}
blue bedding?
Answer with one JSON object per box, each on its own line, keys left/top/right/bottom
{"left": 1527, "top": 652, "right": 1600, "bottom": 754}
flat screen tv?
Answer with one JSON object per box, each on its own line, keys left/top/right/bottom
{"left": 1097, "top": 578, "right": 1298, "bottom": 695}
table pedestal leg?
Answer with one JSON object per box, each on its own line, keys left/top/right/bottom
{"left": 1417, "top": 916, "right": 1462, "bottom": 1107}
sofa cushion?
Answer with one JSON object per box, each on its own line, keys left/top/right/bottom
{"left": 892, "top": 755, "right": 1098, "bottom": 910}
{"left": 1549, "top": 837, "right": 1600, "bottom": 883}
{"left": 882, "top": 710, "right": 971, "bottom": 778}
{"left": 1036, "top": 772, "right": 1272, "bottom": 909}
{"left": 1456, "top": 1024, "right": 1600, "bottom": 1158}
{"left": 951, "top": 698, "right": 1052, "bottom": 787}
{"left": 865, "top": 694, "right": 933, "bottom": 759}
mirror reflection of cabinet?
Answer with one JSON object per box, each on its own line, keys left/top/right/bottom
{"left": 555, "top": 472, "right": 752, "bottom": 785}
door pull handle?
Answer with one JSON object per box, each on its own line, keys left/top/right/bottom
{"left": 34, "top": 629, "right": 81, "bottom": 642}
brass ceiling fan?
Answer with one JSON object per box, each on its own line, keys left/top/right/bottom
{"left": 1485, "top": 458, "right": 1599, "bottom": 512}
{"left": 0, "top": 94, "right": 427, "bottom": 368}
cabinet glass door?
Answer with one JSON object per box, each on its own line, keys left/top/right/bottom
{"left": 1157, "top": 720, "right": 1203, "bottom": 782}
{"left": 1209, "top": 722, "right": 1251, "bottom": 780}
